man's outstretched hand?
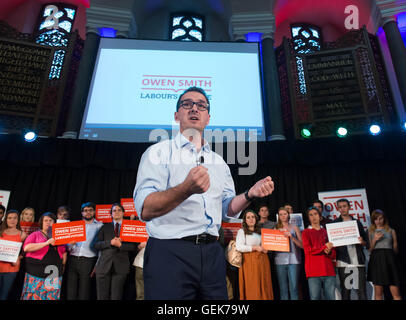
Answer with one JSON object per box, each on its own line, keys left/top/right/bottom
{"left": 248, "top": 176, "right": 275, "bottom": 199}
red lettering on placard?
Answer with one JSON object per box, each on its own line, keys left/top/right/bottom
{"left": 357, "top": 212, "right": 366, "bottom": 223}
{"left": 354, "top": 200, "right": 364, "bottom": 210}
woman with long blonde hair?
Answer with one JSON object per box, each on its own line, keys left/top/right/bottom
{"left": 20, "top": 207, "right": 35, "bottom": 223}
{"left": 274, "top": 206, "right": 303, "bottom": 300}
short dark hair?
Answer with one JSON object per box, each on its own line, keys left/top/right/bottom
{"left": 57, "top": 205, "right": 71, "bottom": 213}
{"left": 312, "top": 199, "right": 324, "bottom": 210}
{"left": 0, "top": 204, "right": 5, "bottom": 213}
{"left": 306, "top": 206, "right": 321, "bottom": 218}
{"left": 110, "top": 203, "right": 125, "bottom": 215}
{"left": 38, "top": 212, "right": 57, "bottom": 229}
{"left": 336, "top": 198, "right": 350, "bottom": 206}
{"left": 176, "top": 87, "right": 210, "bottom": 113}
{"left": 81, "top": 202, "right": 95, "bottom": 212}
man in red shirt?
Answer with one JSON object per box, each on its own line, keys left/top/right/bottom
{"left": 302, "top": 206, "right": 336, "bottom": 300}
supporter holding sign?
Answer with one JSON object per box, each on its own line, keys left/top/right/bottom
{"left": 66, "top": 202, "right": 103, "bottom": 300}
{"left": 302, "top": 207, "right": 336, "bottom": 300}
{"left": 332, "top": 198, "right": 369, "bottom": 300}
{"left": 273, "top": 207, "right": 303, "bottom": 300}
{"left": 94, "top": 203, "right": 137, "bottom": 300}
{"left": 21, "top": 212, "right": 67, "bottom": 300}
{"left": 0, "top": 210, "right": 27, "bottom": 300}
{"left": 236, "top": 209, "right": 274, "bottom": 300}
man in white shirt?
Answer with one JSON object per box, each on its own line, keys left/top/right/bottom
{"left": 134, "top": 87, "right": 275, "bottom": 299}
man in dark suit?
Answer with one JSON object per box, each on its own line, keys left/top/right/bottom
{"left": 94, "top": 203, "right": 136, "bottom": 300}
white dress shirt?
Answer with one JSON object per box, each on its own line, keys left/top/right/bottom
{"left": 133, "top": 132, "right": 236, "bottom": 239}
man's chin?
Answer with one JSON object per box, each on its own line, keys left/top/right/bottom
{"left": 83, "top": 216, "right": 94, "bottom": 221}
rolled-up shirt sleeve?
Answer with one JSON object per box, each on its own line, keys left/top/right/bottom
{"left": 222, "top": 165, "right": 237, "bottom": 219}
{"left": 133, "top": 144, "right": 169, "bottom": 222}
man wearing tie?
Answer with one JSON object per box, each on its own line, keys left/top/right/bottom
{"left": 133, "top": 86, "right": 275, "bottom": 299}
{"left": 94, "top": 203, "right": 136, "bottom": 300}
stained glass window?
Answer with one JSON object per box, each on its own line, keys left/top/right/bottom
{"left": 291, "top": 24, "right": 322, "bottom": 95}
{"left": 291, "top": 25, "right": 321, "bottom": 54}
{"left": 35, "top": 4, "right": 77, "bottom": 79}
{"left": 171, "top": 13, "right": 204, "bottom": 41}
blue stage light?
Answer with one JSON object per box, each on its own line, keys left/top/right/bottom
{"left": 369, "top": 124, "right": 381, "bottom": 136}
{"left": 24, "top": 131, "right": 37, "bottom": 142}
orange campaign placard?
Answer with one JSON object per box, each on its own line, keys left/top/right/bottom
{"left": 96, "top": 204, "right": 113, "bottom": 223}
{"left": 52, "top": 220, "right": 86, "bottom": 246}
{"left": 20, "top": 222, "right": 40, "bottom": 235}
{"left": 261, "top": 229, "right": 290, "bottom": 252}
{"left": 221, "top": 222, "right": 242, "bottom": 245}
{"left": 119, "top": 220, "right": 148, "bottom": 243}
{"left": 121, "top": 198, "right": 138, "bottom": 217}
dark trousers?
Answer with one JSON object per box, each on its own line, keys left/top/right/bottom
{"left": 337, "top": 266, "right": 367, "bottom": 300}
{"left": 0, "top": 272, "right": 17, "bottom": 300}
{"left": 96, "top": 268, "right": 128, "bottom": 300}
{"left": 144, "top": 237, "right": 227, "bottom": 300}
{"left": 66, "top": 255, "right": 97, "bottom": 300}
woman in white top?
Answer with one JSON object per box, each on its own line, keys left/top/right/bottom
{"left": 236, "top": 209, "right": 273, "bottom": 300}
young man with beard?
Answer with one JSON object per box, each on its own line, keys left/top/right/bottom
{"left": 134, "top": 87, "right": 275, "bottom": 300}
{"left": 65, "top": 202, "right": 102, "bottom": 300}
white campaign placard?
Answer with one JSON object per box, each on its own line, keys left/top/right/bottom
{"left": 318, "top": 188, "right": 371, "bottom": 231}
{"left": 0, "top": 190, "right": 11, "bottom": 209}
{"left": 0, "top": 239, "right": 22, "bottom": 263}
{"left": 326, "top": 220, "right": 360, "bottom": 247}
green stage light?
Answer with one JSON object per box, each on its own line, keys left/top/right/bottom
{"left": 336, "top": 127, "right": 348, "bottom": 138}
{"left": 301, "top": 128, "right": 312, "bottom": 138}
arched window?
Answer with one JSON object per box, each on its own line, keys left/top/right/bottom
{"left": 35, "top": 4, "right": 77, "bottom": 79}
{"left": 290, "top": 24, "right": 322, "bottom": 94}
{"left": 170, "top": 13, "right": 204, "bottom": 41}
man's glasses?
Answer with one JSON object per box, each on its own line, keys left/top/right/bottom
{"left": 179, "top": 100, "right": 210, "bottom": 112}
